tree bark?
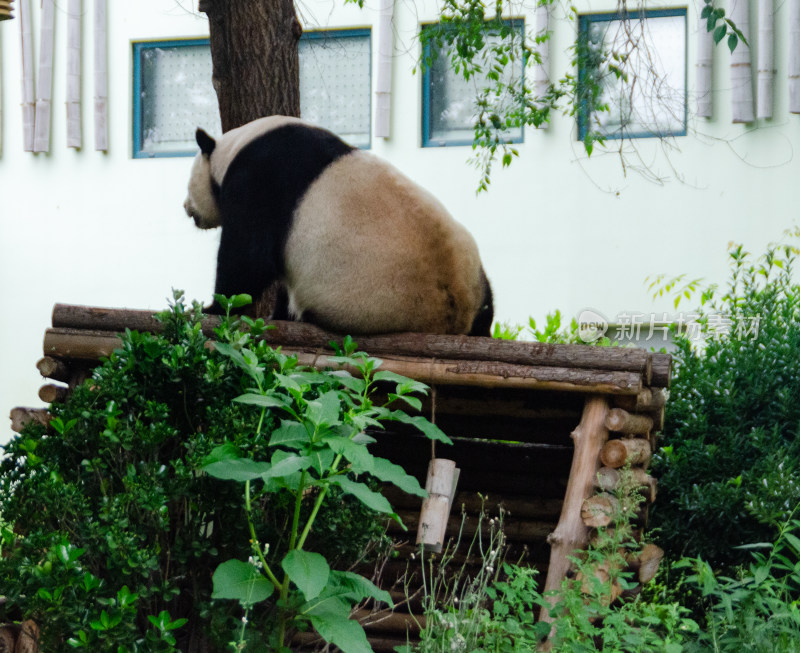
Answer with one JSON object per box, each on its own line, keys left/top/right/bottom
{"left": 200, "top": 0, "right": 302, "bottom": 132}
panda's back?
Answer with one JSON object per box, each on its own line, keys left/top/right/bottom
{"left": 284, "top": 150, "right": 485, "bottom": 335}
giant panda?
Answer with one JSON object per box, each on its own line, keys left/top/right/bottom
{"left": 183, "top": 115, "right": 493, "bottom": 336}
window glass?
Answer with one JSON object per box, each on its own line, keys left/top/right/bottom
{"left": 422, "top": 21, "right": 524, "bottom": 147}
{"left": 577, "top": 9, "right": 687, "bottom": 140}
{"left": 133, "top": 30, "right": 371, "bottom": 158}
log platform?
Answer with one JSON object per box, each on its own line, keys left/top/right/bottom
{"left": 9, "top": 304, "right": 671, "bottom": 651}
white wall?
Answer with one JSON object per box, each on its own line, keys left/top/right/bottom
{"left": 1, "top": 0, "right": 798, "bottom": 442}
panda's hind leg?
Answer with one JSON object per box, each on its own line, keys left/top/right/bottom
{"left": 467, "top": 268, "right": 494, "bottom": 337}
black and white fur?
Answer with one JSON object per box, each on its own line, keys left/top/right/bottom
{"left": 184, "top": 116, "right": 493, "bottom": 336}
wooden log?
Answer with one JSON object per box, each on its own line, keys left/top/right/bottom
{"left": 612, "top": 388, "right": 666, "bottom": 412}
{"left": 0, "top": 627, "right": 15, "bottom": 653}
{"left": 540, "top": 396, "right": 609, "bottom": 622}
{"left": 51, "top": 304, "right": 669, "bottom": 383}
{"left": 594, "top": 466, "right": 657, "bottom": 504}
{"left": 10, "top": 407, "right": 50, "bottom": 433}
{"left": 38, "top": 383, "right": 68, "bottom": 404}
{"left": 354, "top": 607, "right": 424, "bottom": 633}
{"left": 43, "top": 328, "right": 121, "bottom": 360}
{"left": 575, "top": 560, "right": 622, "bottom": 606}
{"left": 581, "top": 493, "right": 619, "bottom": 528}
{"left": 604, "top": 408, "right": 653, "bottom": 435}
{"left": 43, "top": 328, "right": 644, "bottom": 395}
{"left": 628, "top": 543, "right": 664, "bottom": 584}
{"left": 294, "top": 351, "right": 642, "bottom": 395}
{"left": 599, "top": 437, "right": 651, "bottom": 469}
{"left": 36, "top": 356, "right": 70, "bottom": 382}
{"left": 14, "top": 620, "right": 38, "bottom": 653}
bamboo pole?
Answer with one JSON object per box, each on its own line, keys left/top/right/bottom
{"left": 540, "top": 396, "right": 609, "bottom": 622}
{"left": 33, "top": 0, "right": 55, "bottom": 152}
{"left": 730, "top": 0, "right": 755, "bottom": 123}
{"left": 94, "top": 0, "right": 108, "bottom": 151}
{"left": 50, "top": 304, "right": 669, "bottom": 386}
{"left": 790, "top": 0, "right": 800, "bottom": 113}
{"left": 534, "top": 0, "right": 549, "bottom": 128}
{"left": 757, "top": 0, "right": 774, "bottom": 119}
{"left": 416, "top": 459, "right": 459, "bottom": 552}
{"left": 374, "top": 0, "right": 393, "bottom": 138}
{"left": 19, "top": 0, "right": 34, "bottom": 151}
{"left": 696, "top": 7, "right": 713, "bottom": 117}
{"left": 67, "top": 0, "right": 82, "bottom": 148}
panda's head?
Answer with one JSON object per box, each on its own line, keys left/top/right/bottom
{"left": 184, "top": 128, "right": 221, "bottom": 229}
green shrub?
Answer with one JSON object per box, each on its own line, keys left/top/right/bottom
{"left": 0, "top": 292, "right": 442, "bottom": 652}
{"left": 650, "top": 240, "right": 800, "bottom": 572}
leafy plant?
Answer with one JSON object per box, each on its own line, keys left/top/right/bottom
{"left": 650, "top": 238, "right": 800, "bottom": 575}
{"left": 202, "top": 309, "right": 450, "bottom": 652}
{"left": 0, "top": 291, "right": 439, "bottom": 652}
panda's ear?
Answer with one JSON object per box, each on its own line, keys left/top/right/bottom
{"left": 196, "top": 128, "right": 217, "bottom": 156}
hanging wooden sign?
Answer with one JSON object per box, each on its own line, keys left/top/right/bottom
{"left": 416, "top": 458, "right": 460, "bottom": 553}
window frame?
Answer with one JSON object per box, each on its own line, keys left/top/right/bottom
{"left": 132, "top": 37, "right": 212, "bottom": 159}
{"left": 576, "top": 7, "right": 688, "bottom": 142}
{"left": 420, "top": 18, "right": 526, "bottom": 148}
{"left": 132, "top": 29, "right": 373, "bottom": 159}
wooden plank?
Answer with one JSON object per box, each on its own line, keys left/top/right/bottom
{"left": 50, "top": 304, "right": 669, "bottom": 385}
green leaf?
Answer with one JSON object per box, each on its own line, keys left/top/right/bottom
{"left": 370, "top": 457, "right": 427, "bottom": 498}
{"left": 713, "top": 24, "right": 727, "bottom": 44}
{"left": 306, "top": 391, "right": 342, "bottom": 428}
{"left": 230, "top": 294, "right": 253, "bottom": 308}
{"left": 388, "top": 411, "right": 452, "bottom": 444}
{"left": 328, "top": 570, "right": 393, "bottom": 606}
{"left": 727, "top": 32, "right": 738, "bottom": 53}
{"left": 211, "top": 559, "right": 274, "bottom": 606}
{"left": 331, "top": 476, "right": 401, "bottom": 524}
{"left": 203, "top": 457, "right": 272, "bottom": 482}
{"left": 309, "top": 613, "right": 372, "bottom": 653}
{"left": 281, "top": 550, "right": 330, "bottom": 601}
{"left": 322, "top": 436, "right": 374, "bottom": 473}
{"left": 214, "top": 343, "right": 264, "bottom": 385}
{"left": 262, "top": 453, "right": 314, "bottom": 480}
{"left": 373, "top": 370, "right": 428, "bottom": 393}
{"left": 269, "top": 421, "right": 311, "bottom": 450}
{"left": 234, "top": 393, "right": 288, "bottom": 410}
{"left": 201, "top": 443, "right": 241, "bottom": 467}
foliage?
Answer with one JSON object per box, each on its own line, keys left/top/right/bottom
{"left": 203, "top": 303, "right": 450, "bottom": 652}
{"left": 402, "top": 471, "right": 699, "bottom": 653}
{"left": 0, "top": 291, "right": 441, "bottom": 652}
{"left": 492, "top": 310, "right": 612, "bottom": 346}
{"left": 416, "top": 0, "right": 742, "bottom": 190}
{"left": 650, "top": 239, "right": 800, "bottom": 575}
{"left": 681, "top": 507, "right": 800, "bottom": 651}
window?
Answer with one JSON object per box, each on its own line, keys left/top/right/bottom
{"left": 421, "top": 20, "right": 525, "bottom": 147}
{"left": 132, "top": 30, "right": 371, "bottom": 158}
{"left": 577, "top": 9, "right": 687, "bottom": 141}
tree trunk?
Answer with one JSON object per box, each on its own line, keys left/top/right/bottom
{"left": 199, "top": 0, "right": 302, "bottom": 132}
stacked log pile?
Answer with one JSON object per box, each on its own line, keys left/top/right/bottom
{"left": 8, "top": 304, "right": 672, "bottom": 651}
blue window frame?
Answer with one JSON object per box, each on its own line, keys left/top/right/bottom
{"left": 421, "top": 19, "right": 525, "bottom": 147}
{"left": 577, "top": 8, "right": 687, "bottom": 141}
{"left": 132, "top": 29, "right": 372, "bottom": 158}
